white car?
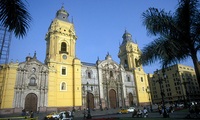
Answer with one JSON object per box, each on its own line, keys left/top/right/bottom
{"left": 59, "top": 111, "right": 73, "bottom": 120}
{"left": 127, "top": 107, "right": 135, "bottom": 113}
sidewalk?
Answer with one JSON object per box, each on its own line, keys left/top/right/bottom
{"left": 73, "top": 108, "right": 120, "bottom": 119}
{"left": 0, "top": 108, "right": 120, "bottom": 120}
{"left": 1, "top": 108, "right": 199, "bottom": 120}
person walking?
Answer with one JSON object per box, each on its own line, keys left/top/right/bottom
{"left": 83, "top": 109, "right": 86, "bottom": 119}
{"left": 132, "top": 109, "right": 137, "bottom": 118}
{"left": 30, "top": 111, "right": 34, "bottom": 118}
{"left": 143, "top": 107, "right": 148, "bottom": 118}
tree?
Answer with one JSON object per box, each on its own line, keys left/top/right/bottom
{"left": 140, "top": 0, "right": 200, "bottom": 88}
{"left": 0, "top": 0, "right": 31, "bottom": 38}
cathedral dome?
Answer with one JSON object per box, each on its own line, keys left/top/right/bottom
{"left": 55, "top": 6, "right": 69, "bottom": 22}
{"left": 122, "top": 30, "right": 133, "bottom": 45}
{"left": 105, "top": 52, "right": 112, "bottom": 60}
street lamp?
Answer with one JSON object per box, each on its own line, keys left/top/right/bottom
{"left": 154, "top": 69, "right": 168, "bottom": 118}
{"left": 86, "top": 82, "right": 92, "bottom": 119}
{"left": 146, "top": 87, "right": 152, "bottom": 112}
{"left": 181, "top": 80, "right": 190, "bottom": 107}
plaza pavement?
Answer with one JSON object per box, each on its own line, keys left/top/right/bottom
{"left": 72, "top": 108, "right": 194, "bottom": 120}
{"left": 0, "top": 107, "right": 199, "bottom": 120}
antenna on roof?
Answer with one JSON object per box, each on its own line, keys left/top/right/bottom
{"left": 71, "top": 16, "right": 74, "bottom": 23}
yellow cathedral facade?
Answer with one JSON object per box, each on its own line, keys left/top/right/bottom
{"left": 0, "top": 6, "right": 149, "bottom": 114}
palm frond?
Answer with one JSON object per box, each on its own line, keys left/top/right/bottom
{"left": 142, "top": 7, "right": 174, "bottom": 36}
{"left": 0, "top": 0, "right": 32, "bottom": 38}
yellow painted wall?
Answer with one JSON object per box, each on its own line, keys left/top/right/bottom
{"left": 118, "top": 39, "right": 150, "bottom": 105}
{"left": 46, "top": 7, "right": 82, "bottom": 107}
{"left": 0, "top": 63, "right": 18, "bottom": 109}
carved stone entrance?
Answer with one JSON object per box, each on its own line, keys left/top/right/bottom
{"left": 109, "top": 89, "right": 117, "bottom": 108}
{"left": 129, "top": 93, "right": 134, "bottom": 106}
{"left": 87, "top": 93, "right": 94, "bottom": 109}
{"left": 25, "top": 93, "right": 37, "bottom": 112}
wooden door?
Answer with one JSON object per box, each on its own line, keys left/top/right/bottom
{"left": 87, "top": 93, "right": 94, "bottom": 109}
{"left": 25, "top": 93, "right": 37, "bottom": 112}
{"left": 109, "top": 89, "right": 117, "bottom": 108}
{"left": 129, "top": 93, "right": 134, "bottom": 106}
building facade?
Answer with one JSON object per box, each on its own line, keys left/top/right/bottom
{"left": 118, "top": 30, "right": 149, "bottom": 105}
{"left": 44, "top": 6, "right": 82, "bottom": 112}
{"left": 148, "top": 64, "right": 200, "bottom": 104}
{"left": 0, "top": 6, "right": 150, "bottom": 114}
{"left": 81, "top": 53, "right": 137, "bottom": 110}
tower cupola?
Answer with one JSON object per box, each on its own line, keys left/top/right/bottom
{"left": 122, "top": 30, "right": 133, "bottom": 45}
{"left": 56, "top": 6, "right": 69, "bottom": 22}
{"left": 105, "top": 52, "right": 112, "bottom": 60}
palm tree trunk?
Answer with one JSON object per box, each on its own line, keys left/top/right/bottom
{"left": 191, "top": 54, "right": 200, "bottom": 88}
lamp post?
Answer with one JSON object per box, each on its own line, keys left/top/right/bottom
{"left": 154, "top": 69, "right": 168, "bottom": 118}
{"left": 181, "top": 80, "right": 190, "bottom": 107}
{"left": 86, "top": 82, "right": 92, "bottom": 119}
{"left": 146, "top": 87, "right": 152, "bottom": 112}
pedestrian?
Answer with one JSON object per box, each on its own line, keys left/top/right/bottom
{"left": 71, "top": 109, "right": 75, "bottom": 119}
{"left": 137, "top": 109, "right": 142, "bottom": 117}
{"left": 83, "top": 109, "right": 86, "bottom": 119}
{"left": 30, "top": 111, "right": 34, "bottom": 118}
{"left": 21, "top": 109, "right": 26, "bottom": 116}
{"left": 132, "top": 109, "right": 137, "bottom": 118}
{"left": 158, "top": 105, "right": 162, "bottom": 115}
{"left": 62, "top": 111, "right": 67, "bottom": 120}
{"left": 143, "top": 107, "right": 148, "bottom": 118}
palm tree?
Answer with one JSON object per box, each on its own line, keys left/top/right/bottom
{"left": 0, "top": 0, "right": 31, "bottom": 38}
{"left": 140, "top": 0, "right": 200, "bottom": 88}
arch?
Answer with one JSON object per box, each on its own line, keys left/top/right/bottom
{"left": 61, "top": 82, "right": 67, "bottom": 90}
{"left": 25, "top": 93, "right": 38, "bottom": 112}
{"left": 127, "top": 75, "right": 131, "bottom": 82}
{"left": 129, "top": 93, "right": 134, "bottom": 107}
{"left": 135, "top": 58, "right": 140, "bottom": 67}
{"left": 60, "top": 42, "right": 67, "bottom": 53}
{"left": 87, "top": 72, "right": 91, "bottom": 79}
{"left": 86, "top": 69, "right": 93, "bottom": 79}
{"left": 110, "top": 71, "right": 113, "bottom": 78}
{"left": 124, "top": 59, "right": 128, "bottom": 68}
{"left": 29, "top": 77, "right": 37, "bottom": 86}
{"left": 87, "top": 93, "right": 94, "bottom": 109}
{"left": 109, "top": 89, "right": 117, "bottom": 108}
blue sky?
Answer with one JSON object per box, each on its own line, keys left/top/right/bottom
{"left": 9, "top": 0, "right": 195, "bottom": 73}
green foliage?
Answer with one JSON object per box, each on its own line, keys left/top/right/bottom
{"left": 141, "top": 0, "right": 200, "bottom": 69}
{"left": 0, "top": 0, "right": 32, "bottom": 38}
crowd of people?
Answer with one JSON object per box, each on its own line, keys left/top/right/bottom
{"left": 186, "top": 102, "right": 200, "bottom": 118}
{"left": 132, "top": 107, "right": 148, "bottom": 118}
{"left": 21, "top": 109, "right": 34, "bottom": 118}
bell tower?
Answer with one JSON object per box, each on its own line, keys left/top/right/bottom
{"left": 118, "top": 30, "right": 149, "bottom": 106}
{"left": 45, "top": 6, "right": 82, "bottom": 108}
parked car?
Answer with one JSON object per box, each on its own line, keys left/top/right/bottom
{"left": 177, "top": 103, "right": 184, "bottom": 108}
{"left": 59, "top": 111, "right": 73, "bottom": 120}
{"left": 118, "top": 108, "right": 128, "bottom": 114}
{"left": 44, "top": 111, "right": 66, "bottom": 120}
{"left": 44, "top": 112, "right": 59, "bottom": 119}
{"left": 127, "top": 107, "right": 135, "bottom": 113}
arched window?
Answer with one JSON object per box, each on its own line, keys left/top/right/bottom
{"left": 88, "top": 72, "right": 91, "bottom": 79}
{"left": 61, "top": 82, "right": 66, "bottom": 90}
{"left": 61, "top": 67, "right": 66, "bottom": 75}
{"left": 86, "top": 69, "right": 93, "bottom": 79}
{"left": 110, "top": 71, "right": 113, "bottom": 78}
{"left": 60, "top": 42, "right": 67, "bottom": 53}
{"left": 29, "top": 77, "right": 36, "bottom": 86}
{"left": 127, "top": 76, "right": 130, "bottom": 82}
{"left": 124, "top": 60, "right": 128, "bottom": 68}
{"left": 141, "top": 77, "right": 143, "bottom": 82}
{"left": 135, "top": 59, "right": 140, "bottom": 67}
